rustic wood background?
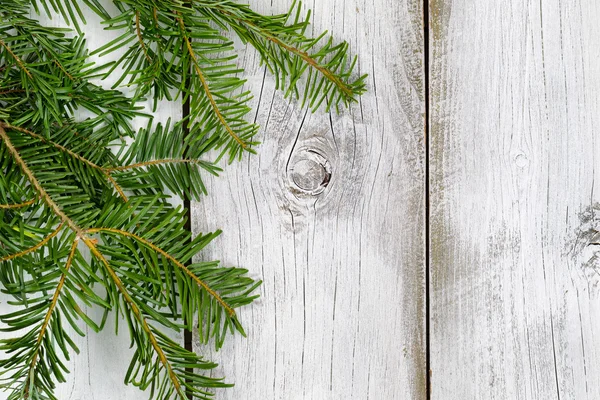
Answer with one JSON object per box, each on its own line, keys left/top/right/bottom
{"left": 430, "top": 1, "right": 600, "bottom": 399}
{"left": 2, "top": 0, "right": 599, "bottom": 398}
{"left": 191, "top": 0, "right": 426, "bottom": 399}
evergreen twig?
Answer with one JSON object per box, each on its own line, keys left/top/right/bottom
{"left": 0, "top": 0, "right": 365, "bottom": 398}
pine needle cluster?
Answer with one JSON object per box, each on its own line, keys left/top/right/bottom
{"left": 0, "top": 0, "right": 365, "bottom": 398}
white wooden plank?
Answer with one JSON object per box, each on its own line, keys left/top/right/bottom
{"left": 192, "top": 0, "right": 426, "bottom": 398}
{"left": 430, "top": 0, "right": 600, "bottom": 398}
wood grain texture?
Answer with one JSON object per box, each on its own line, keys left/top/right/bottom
{"left": 191, "top": 0, "right": 426, "bottom": 399}
{"left": 430, "top": 0, "right": 600, "bottom": 398}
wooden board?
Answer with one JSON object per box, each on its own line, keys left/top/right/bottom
{"left": 429, "top": 0, "right": 600, "bottom": 398}
{"left": 191, "top": 0, "right": 427, "bottom": 398}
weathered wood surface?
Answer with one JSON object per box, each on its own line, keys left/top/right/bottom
{"left": 430, "top": 1, "right": 600, "bottom": 399}
{"left": 192, "top": 0, "right": 426, "bottom": 399}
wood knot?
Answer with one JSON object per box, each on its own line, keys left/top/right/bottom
{"left": 288, "top": 149, "right": 331, "bottom": 196}
{"left": 513, "top": 153, "right": 529, "bottom": 168}
{"left": 568, "top": 203, "right": 600, "bottom": 290}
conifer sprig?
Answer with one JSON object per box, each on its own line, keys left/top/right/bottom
{"left": 0, "top": 0, "right": 365, "bottom": 398}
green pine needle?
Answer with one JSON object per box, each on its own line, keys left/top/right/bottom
{"left": 0, "top": 0, "right": 365, "bottom": 398}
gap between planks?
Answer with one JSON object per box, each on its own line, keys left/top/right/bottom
{"left": 423, "top": 0, "right": 432, "bottom": 398}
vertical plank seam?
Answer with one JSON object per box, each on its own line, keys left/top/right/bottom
{"left": 182, "top": 3, "right": 194, "bottom": 398}
{"left": 423, "top": 0, "right": 432, "bottom": 399}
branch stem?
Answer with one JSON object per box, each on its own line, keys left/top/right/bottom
{"left": 177, "top": 15, "right": 247, "bottom": 149}
{"left": 84, "top": 238, "right": 185, "bottom": 398}
{"left": 0, "top": 197, "right": 36, "bottom": 209}
{"left": 135, "top": 11, "right": 152, "bottom": 63}
{"left": 24, "top": 239, "right": 80, "bottom": 397}
{"left": 0, "top": 37, "right": 32, "bottom": 79}
{"left": 215, "top": 8, "right": 353, "bottom": 96}
{"left": 1, "top": 123, "right": 128, "bottom": 202}
{"left": 0, "top": 222, "right": 64, "bottom": 262}
{"left": 86, "top": 227, "right": 235, "bottom": 316}
{"left": 0, "top": 89, "right": 26, "bottom": 96}
{"left": 107, "top": 158, "right": 209, "bottom": 172}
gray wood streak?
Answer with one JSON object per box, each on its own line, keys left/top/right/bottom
{"left": 430, "top": 0, "right": 600, "bottom": 398}
{"left": 191, "top": 0, "right": 426, "bottom": 398}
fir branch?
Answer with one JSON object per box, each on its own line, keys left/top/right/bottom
{"left": 107, "top": 158, "right": 214, "bottom": 172}
{"left": 135, "top": 11, "right": 152, "bottom": 63}
{"left": 0, "top": 222, "right": 64, "bottom": 262}
{"left": 198, "top": 0, "right": 367, "bottom": 110}
{"left": 24, "top": 238, "right": 79, "bottom": 398}
{"left": 87, "top": 227, "right": 236, "bottom": 317}
{"left": 178, "top": 15, "right": 247, "bottom": 151}
{"left": 2, "top": 123, "right": 129, "bottom": 201}
{"left": 84, "top": 240, "right": 187, "bottom": 398}
{"left": 0, "top": 37, "right": 32, "bottom": 79}
{"left": 215, "top": 6, "right": 355, "bottom": 97}
{"left": 0, "top": 1, "right": 364, "bottom": 397}
{"left": 0, "top": 124, "right": 240, "bottom": 397}
{"left": 1, "top": 125, "right": 86, "bottom": 235}
{"left": 118, "top": 120, "right": 221, "bottom": 199}
{"left": 0, "top": 197, "right": 36, "bottom": 209}
{"left": 2, "top": 123, "right": 105, "bottom": 171}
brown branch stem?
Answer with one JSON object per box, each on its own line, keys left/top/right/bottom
{"left": 216, "top": 9, "right": 353, "bottom": 97}
{"left": 177, "top": 15, "right": 247, "bottom": 149}
{"left": 107, "top": 158, "right": 209, "bottom": 172}
{"left": 0, "top": 222, "right": 64, "bottom": 262}
{"left": 86, "top": 227, "right": 236, "bottom": 317}
{"left": 24, "top": 239, "right": 80, "bottom": 397}
{"left": 0, "top": 37, "right": 32, "bottom": 79}
{"left": 135, "top": 11, "right": 152, "bottom": 63}
{"left": 84, "top": 238, "right": 185, "bottom": 397}
{"left": 0, "top": 197, "right": 37, "bottom": 209}
{"left": 0, "top": 89, "right": 26, "bottom": 96}
{"left": 1, "top": 123, "right": 128, "bottom": 202}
